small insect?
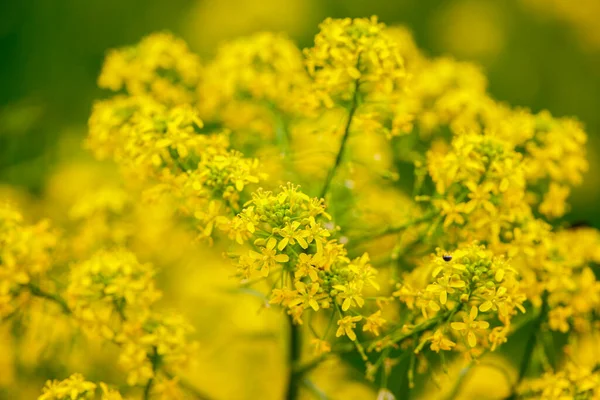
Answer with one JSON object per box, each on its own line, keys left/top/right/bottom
{"left": 442, "top": 254, "right": 452, "bottom": 262}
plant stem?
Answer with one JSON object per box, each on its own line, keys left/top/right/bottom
{"left": 353, "top": 210, "right": 437, "bottom": 245}
{"left": 286, "top": 315, "right": 302, "bottom": 400}
{"left": 163, "top": 371, "right": 212, "bottom": 400}
{"left": 319, "top": 80, "right": 360, "bottom": 200}
{"left": 144, "top": 347, "right": 159, "bottom": 400}
{"left": 143, "top": 378, "right": 154, "bottom": 399}
{"left": 293, "top": 354, "right": 329, "bottom": 377}
{"left": 506, "top": 292, "right": 549, "bottom": 399}
{"left": 27, "top": 283, "right": 71, "bottom": 314}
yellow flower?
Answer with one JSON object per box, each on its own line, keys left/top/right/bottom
{"left": 270, "top": 287, "right": 297, "bottom": 307}
{"left": 68, "top": 249, "right": 161, "bottom": 326}
{"left": 295, "top": 253, "right": 320, "bottom": 282}
{"left": 275, "top": 221, "right": 309, "bottom": 250}
{"left": 38, "top": 373, "right": 97, "bottom": 400}
{"left": 539, "top": 183, "right": 570, "bottom": 218}
{"left": 248, "top": 237, "right": 290, "bottom": 277}
{"left": 428, "top": 329, "right": 456, "bottom": 352}
{"left": 0, "top": 203, "right": 58, "bottom": 318}
{"left": 99, "top": 383, "right": 124, "bottom": 400}
{"left": 292, "top": 282, "right": 323, "bottom": 311}
{"left": 336, "top": 315, "right": 363, "bottom": 341}
{"left": 465, "top": 181, "right": 496, "bottom": 214}
{"left": 362, "top": 310, "right": 386, "bottom": 336}
{"left": 426, "top": 274, "right": 466, "bottom": 306}
{"left": 548, "top": 306, "right": 573, "bottom": 333}
{"left": 489, "top": 326, "right": 509, "bottom": 351}
{"left": 311, "top": 338, "right": 332, "bottom": 355}
{"left": 437, "top": 198, "right": 466, "bottom": 227}
{"left": 518, "top": 362, "right": 600, "bottom": 399}
{"left": 334, "top": 282, "right": 365, "bottom": 311}
{"left": 451, "top": 306, "right": 490, "bottom": 348}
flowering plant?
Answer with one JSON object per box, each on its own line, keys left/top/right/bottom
{"left": 1, "top": 16, "right": 599, "bottom": 400}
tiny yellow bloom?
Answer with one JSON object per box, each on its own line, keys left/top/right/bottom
{"left": 336, "top": 315, "right": 363, "bottom": 341}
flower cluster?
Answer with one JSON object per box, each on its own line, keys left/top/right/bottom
{"left": 0, "top": 203, "right": 58, "bottom": 318}
{"left": 66, "top": 183, "right": 134, "bottom": 257}
{"left": 518, "top": 362, "right": 600, "bottom": 399}
{"left": 395, "top": 56, "right": 488, "bottom": 136}
{"left": 67, "top": 249, "right": 194, "bottom": 387}
{"left": 87, "top": 93, "right": 263, "bottom": 241}
{"left": 305, "top": 16, "right": 407, "bottom": 106}
{"left": 198, "top": 32, "right": 311, "bottom": 118}
{"left": 522, "top": 112, "right": 588, "bottom": 218}
{"left": 428, "top": 133, "right": 529, "bottom": 245}
{"left": 543, "top": 228, "right": 600, "bottom": 333}
{"left": 227, "top": 184, "right": 379, "bottom": 338}
{"left": 39, "top": 373, "right": 123, "bottom": 400}
{"left": 393, "top": 243, "right": 526, "bottom": 355}
{"left": 98, "top": 32, "right": 201, "bottom": 105}
{"left": 387, "top": 41, "right": 588, "bottom": 222}
{"left": 67, "top": 249, "right": 161, "bottom": 334}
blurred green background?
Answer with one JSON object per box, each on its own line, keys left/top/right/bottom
{"left": 2, "top": 0, "right": 600, "bottom": 226}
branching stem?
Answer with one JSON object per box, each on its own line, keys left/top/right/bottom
{"left": 319, "top": 79, "right": 360, "bottom": 200}
{"left": 27, "top": 283, "right": 71, "bottom": 314}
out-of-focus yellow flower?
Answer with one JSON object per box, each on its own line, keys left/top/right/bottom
{"left": 0, "top": 203, "right": 58, "bottom": 318}
{"left": 521, "top": 0, "right": 600, "bottom": 51}
{"left": 38, "top": 373, "right": 97, "bottom": 400}
{"left": 431, "top": 0, "right": 507, "bottom": 61}
{"left": 184, "top": 0, "right": 319, "bottom": 52}
{"left": 98, "top": 32, "right": 201, "bottom": 105}
{"left": 362, "top": 310, "right": 386, "bottom": 336}
{"left": 519, "top": 362, "right": 600, "bottom": 399}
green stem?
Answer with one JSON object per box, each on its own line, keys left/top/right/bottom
{"left": 353, "top": 210, "right": 437, "bottom": 245}
{"left": 377, "top": 307, "right": 459, "bottom": 352}
{"left": 293, "top": 354, "right": 329, "bottom": 377}
{"left": 302, "top": 378, "right": 329, "bottom": 400}
{"left": 27, "top": 283, "right": 71, "bottom": 314}
{"left": 143, "top": 347, "right": 159, "bottom": 400}
{"left": 506, "top": 293, "right": 549, "bottom": 399}
{"left": 271, "top": 104, "right": 291, "bottom": 155}
{"left": 164, "top": 370, "right": 212, "bottom": 400}
{"left": 286, "top": 315, "right": 302, "bottom": 400}
{"left": 319, "top": 79, "right": 360, "bottom": 200}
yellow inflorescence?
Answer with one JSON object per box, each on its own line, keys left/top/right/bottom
{"left": 87, "top": 93, "right": 263, "bottom": 242}
{"left": 305, "top": 17, "right": 407, "bottom": 106}
{"left": 518, "top": 362, "right": 600, "bottom": 399}
{"left": 39, "top": 374, "right": 124, "bottom": 400}
{"left": 198, "top": 32, "right": 312, "bottom": 117}
{"left": 228, "top": 184, "right": 378, "bottom": 332}
{"left": 0, "top": 203, "right": 58, "bottom": 319}
{"left": 98, "top": 32, "right": 202, "bottom": 106}
{"left": 67, "top": 249, "right": 194, "bottom": 387}
{"left": 394, "top": 243, "right": 525, "bottom": 355}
